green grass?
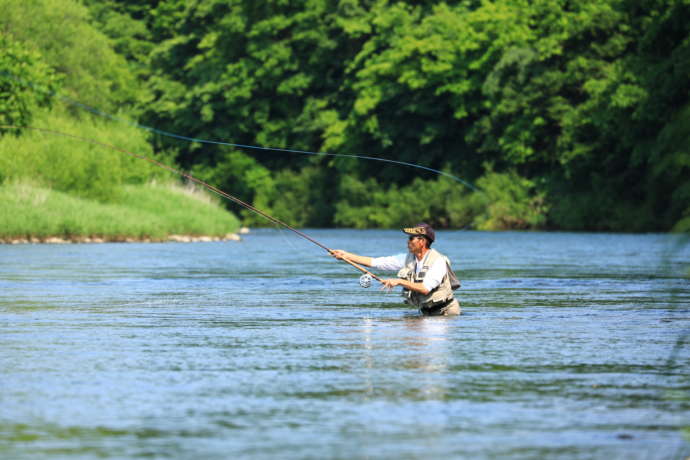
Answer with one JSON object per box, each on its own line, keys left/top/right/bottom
{"left": 0, "top": 181, "right": 240, "bottom": 240}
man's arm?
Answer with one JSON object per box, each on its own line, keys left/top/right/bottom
{"left": 330, "top": 249, "right": 373, "bottom": 267}
{"left": 381, "top": 278, "right": 430, "bottom": 295}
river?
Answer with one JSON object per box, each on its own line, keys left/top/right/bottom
{"left": 1, "top": 230, "right": 688, "bottom": 459}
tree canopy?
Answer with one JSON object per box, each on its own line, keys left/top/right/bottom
{"left": 2, "top": 0, "right": 689, "bottom": 231}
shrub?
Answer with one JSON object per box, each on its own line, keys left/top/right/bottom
{"left": 0, "top": 108, "right": 165, "bottom": 200}
{"left": 0, "top": 33, "right": 60, "bottom": 135}
{"left": 334, "top": 174, "right": 474, "bottom": 229}
{"left": 470, "top": 165, "right": 548, "bottom": 230}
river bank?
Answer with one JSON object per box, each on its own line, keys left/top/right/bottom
{"left": 0, "top": 181, "right": 243, "bottom": 243}
{"left": 0, "top": 230, "right": 247, "bottom": 245}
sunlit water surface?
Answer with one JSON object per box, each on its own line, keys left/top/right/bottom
{"left": 1, "top": 230, "right": 689, "bottom": 459}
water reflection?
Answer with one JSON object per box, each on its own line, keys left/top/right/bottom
{"left": 354, "top": 315, "right": 454, "bottom": 400}
{"left": 402, "top": 316, "right": 453, "bottom": 400}
{"left": 358, "top": 317, "right": 375, "bottom": 397}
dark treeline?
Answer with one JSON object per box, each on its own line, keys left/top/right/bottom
{"left": 4, "top": 0, "right": 690, "bottom": 231}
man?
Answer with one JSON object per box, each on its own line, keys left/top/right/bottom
{"left": 331, "top": 223, "right": 461, "bottom": 316}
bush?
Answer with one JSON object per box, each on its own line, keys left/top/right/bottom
{"left": 470, "top": 165, "right": 548, "bottom": 230}
{"left": 192, "top": 150, "right": 273, "bottom": 204}
{"left": 334, "top": 174, "right": 474, "bottom": 229}
{"left": 0, "top": 108, "right": 165, "bottom": 200}
{"left": 245, "top": 166, "right": 333, "bottom": 228}
{"left": 0, "top": 33, "right": 60, "bottom": 135}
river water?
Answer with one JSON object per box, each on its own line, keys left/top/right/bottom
{"left": 1, "top": 230, "right": 689, "bottom": 459}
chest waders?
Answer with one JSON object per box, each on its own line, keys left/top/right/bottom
{"left": 396, "top": 249, "right": 461, "bottom": 313}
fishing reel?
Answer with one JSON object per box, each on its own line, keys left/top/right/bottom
{"left": 359, "top": 273, "right": 372, "bottom": 288}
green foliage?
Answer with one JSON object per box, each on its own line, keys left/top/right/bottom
{"left": 334, "top": 174, "right": 474, "bottom": 229}
{"left": 0, "top": 0, "right": 138, "bottom": 113}
{"left": 341, "top": 1, "right": 532, "bottom": 181}
{"left": 333, "top": 166, "right": 546, "bottom": 231}
{"left": 251, "top": 166, "right": 334, "bottom": 228}
{"left": 191, "top": 149, "right": 275, "bottom": 215}
{"left": 661, "top": 105, "right": 690, "bottom": 232}
{"left": 334, "top": 176, "right": 433, "bottom": 229}
{"left": 82, "top": 0, "right": 156, "bottom": 68}
{"left": 470, "top": 166, "right": 548, "bottom": 231}
{"left": 0, "top": 0, "right": 241, "bottom": 240}
{"left": 673, "top": 216, "right": 690, "bottom": 233}
{"left": 475, "top": 0, "right": 637, "bottom": 167}
{"left": 0, "top": 33, "right": 61, "bottom": 134}
{"left": 0, "top": 109, "right": 164, "bottom": 201}
{"left": 0, "top": 181, "right": 238, "bottom": 239}
{"left": 11, "top": 0, "right": 687, "bottom": 232}
{"left": 137, "top": 0, "right": 348, "bottom": 169}
{"left": 113, "top": 182, "right": 240, "bottom": 236}
{"left": 475, "top": 0, "right": 690, "bottom": 231}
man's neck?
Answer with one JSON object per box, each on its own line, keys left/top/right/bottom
{"left": 415, "top": 247, "right": 430, "bottom": 261}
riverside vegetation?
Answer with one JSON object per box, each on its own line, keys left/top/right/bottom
{"left": 1, "top": 0, "right": 689, "bottom": 236}
{"left": 0, "top": 109, "right": 239, "bottom": 242}
{"left": 0, "top": 109, "right": 240, "bottom": 242}
{"left": 0, "top": 2, "right": 239, "bottom": 242}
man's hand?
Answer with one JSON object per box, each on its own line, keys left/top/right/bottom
{"left": 380, "top": 278, "right": 402, "bottom": 292}
{"left": 330, "top": 250, "right": 373, "bottom": 267}
{"left": 381, "top": 278, "right": 430, "bottom": 295}
{"left": 330, "top": 249, "right": 349, "bottom": 260}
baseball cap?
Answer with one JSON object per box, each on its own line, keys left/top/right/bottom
{"left": 402, "top": 223, "right": 435, "bottom": 243}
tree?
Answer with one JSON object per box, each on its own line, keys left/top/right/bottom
{"left": 0, "top": 33, "right": 60, "bottom": 135}
{"left": 0, "top": 0, "right": 138, "bottom": 114}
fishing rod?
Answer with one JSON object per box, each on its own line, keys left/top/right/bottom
{"left": 0, "top": 125, "right": 383, "bottom": 287}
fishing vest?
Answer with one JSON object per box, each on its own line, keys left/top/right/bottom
{"left": 396, "top": 248, "right": 460, "bottom": 309}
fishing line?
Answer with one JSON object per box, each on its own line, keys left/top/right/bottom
{"left": 0, "top": 124, "right": 384, "bottom": 285}
{"left": 1, "top": 71, "right": 479, "bottom": 191}
{"left": 269, "top": 221, "right": 308, "bottom": 254}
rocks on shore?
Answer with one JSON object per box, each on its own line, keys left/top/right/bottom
{"left": 0, "top": 230, "right": 248, "bottom": 245}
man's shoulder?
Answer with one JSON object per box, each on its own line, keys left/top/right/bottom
{"left": 427, "top": 248, "right": 452, "bottom": 270}
{"left": 427, "top": 248, "right": 446, "bottom": 261}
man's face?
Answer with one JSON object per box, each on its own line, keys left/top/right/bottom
{"left": 407, "top": 235, "right": 427, "bottom": 252}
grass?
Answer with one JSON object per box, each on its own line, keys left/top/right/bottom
{"left": 0, "top": 181, "right": 240, "bottom": 241}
